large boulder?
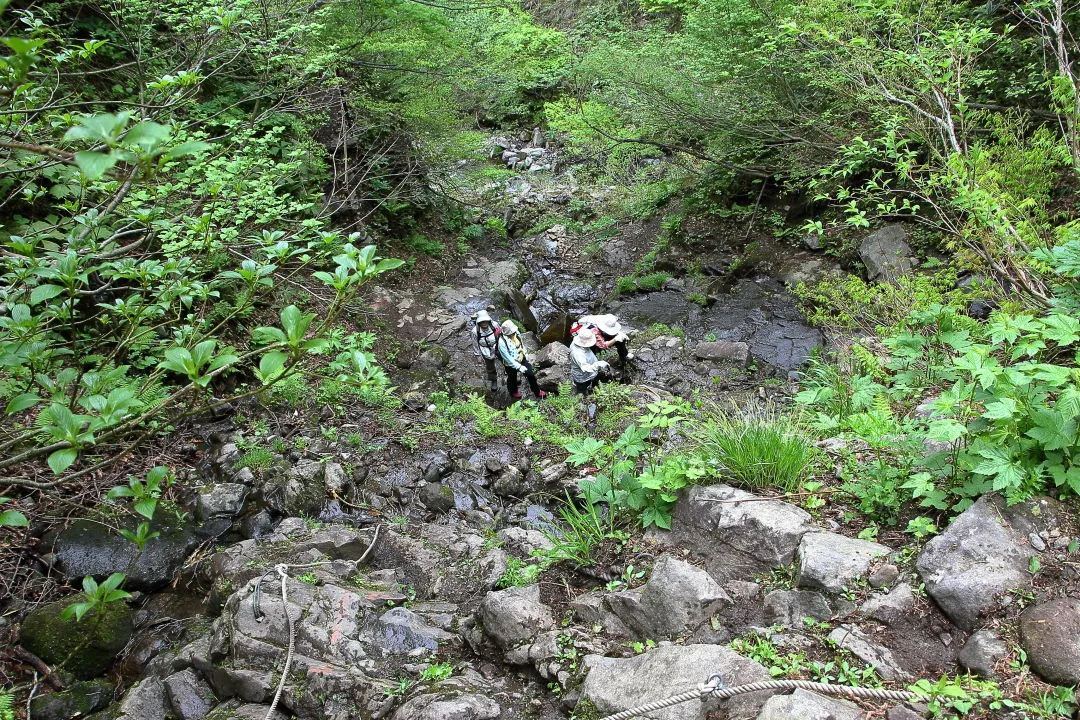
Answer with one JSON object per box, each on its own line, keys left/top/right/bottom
{"left": 53, "top": 517, "right": 199, "bottom": 591}
{"left": 693, "top": 341, "right": 750, "bottom": 366}
{"left": 19, "top": 597, "right": 133, "bottom": 680}
{"left": 117, "top": 677, "right": 170, "bottom": 720}
{"left": 916, "top": 495, "right": 1059, "bottom": 631}
{"left": 579, "top": 644, "right": 774, "bottom": 720}
{"left": 196, "top": 483, "right": 249, "bottom": 522}
{"left": 672, "top": 485, "right": 813, "bottom": 582}
{"left": 796, "top": 532, "right": 892, "bottom": 594}
{"left": 1020, "top": 598, "right": 1080, "bottom": 686}
{"left": 533, "top": 342, "right": 570, "bottom": 369}
{"left": 757, "top": 689, "right": 863, "bottom": 720}
{"left": 28, "top": 680, "right": 114, "bottom": 720}
{"left": 163, "top": 669, "right": 215, "bottom": 720}
{"left": 859, "top": 225, "right": 913, "bottom": 281}
{"left": 477, "top": 584, "right": 554, "bottom": 652}
{"left": 604, "top": 555, "right": 731, "bottom": 639}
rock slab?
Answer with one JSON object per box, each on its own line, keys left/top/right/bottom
{"left": 757, "top": 689, "right": 863, "bottom": 720}
{"left": 604, "top": 554, "right": 730, "bottom": 639}
{"left": 580, "top": 644, "right": 774, "bottom": 720}
{"left": 796, "top": 532, "right": 891, "bottom": 593}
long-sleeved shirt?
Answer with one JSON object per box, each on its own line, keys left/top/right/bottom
{"left": 570, "top": 343, "right": 605, "bottom": 383}
{"left": 473, "top": 324, "right": 499, "bottom": 360}
{"left": 497, "top": 333, "right": 528, "bottom": 371}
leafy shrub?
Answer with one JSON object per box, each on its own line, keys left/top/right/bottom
{"left": 793, "top": 271, "right": 963, "bottom": 333}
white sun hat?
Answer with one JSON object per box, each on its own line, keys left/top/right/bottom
{"left": 501, "top": 319, "right": 519, "bottom": 335}
{"left": 573, "top": 328, "right": 597, "bottom": 347}
{"left": 594, "top": 314, "right": 622, "bottom": 335}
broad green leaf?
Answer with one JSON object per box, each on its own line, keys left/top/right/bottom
{"left": 0, "top": 509, "right": 28, "bottom": 527}
{"left": 133, "top": 498, "right": 157, "bottom": 520}
{"left": 257, "top": 351, "right": 288, "bottom": 382}
{"left": 6, "top": 393, "right": 40, "bottom": 414}
{"left": 48, "top": 448, "right": 78, "bottom": 474}
{"left": 74, "top": 150, "right": 120, "bottom": 180}
{"left": 30, "top": 284, "right": 64, "bottom": 304}
{"left": 123, "top": 121, "right": 171, "bottom": 152}
{"left": 163, "top": 141, "right": 212, "bottom": 160}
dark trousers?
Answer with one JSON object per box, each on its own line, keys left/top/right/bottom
{"left": 483, "top": 357, "right": 499, "bottom": 389}
{"left": 506, "top": 360, "right": 541, "bottom": 397}
{"left": 601, "top": 332, "right": 629, "bottom": 363}
{"left": 573, "top": 375, "right": 601, "bottom": 395}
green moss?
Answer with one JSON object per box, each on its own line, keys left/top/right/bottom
{"left": 19, "top": 597, "right": 133, "bottom": 679}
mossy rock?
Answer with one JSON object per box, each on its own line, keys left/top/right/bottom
{"left": 19, "top": 597, "right": 133, "bottom": 679}
{"left": 29, "top": 680, "right": 114, "bottom": 720}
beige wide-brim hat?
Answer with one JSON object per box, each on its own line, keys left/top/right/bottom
{"left": 573, "top": 328, "right": 597, "bottom": 347}
{"left": 501, "top": 319, "right": 519, "bottom": 335}
{"left": 595, "top": 315, "right": 622, "bottom": 335}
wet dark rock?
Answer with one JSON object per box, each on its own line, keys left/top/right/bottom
{"left": 744, "top": 319, "right": 821, "bottom": 370}
{"left": 54, "top": 517, "right": 199, "bottom": 591}
{"left": 916, "top": 494, "right": 1059, "bottom": 631}
{"left": 505, "top": 287, "right": 539, "bottom": 332}
{"left": 240, "top": 509, "right": 274, "bottom": 539}
{"left": 968, "top": 299, "right": 995, "bottom": 320}
{"left": 958, "top": 630, "right": 1008, "bottom": 679}
{"left": 1020, "top": 597, "right": 1080, "bottom": 685}
{"left": 419, "top": 483, "right": 456, "bottom": 513}
{"left": 164, "top": 669, "right": 215, "bottom": 720}
{"left": 29, "top": 680, "right": 114, "bottom": 720}
{"left": 797, "top": 532, "right": 892, "bottom": 594}
{"left": 859, "top": 224, "right": 914, "bottom": 281}
{"left": 423, "top": 452, "right": 453, "bottom": 482}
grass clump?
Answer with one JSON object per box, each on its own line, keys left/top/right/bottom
{"left": 694, "top": 406, "right": 820, "bottom": 492}
{"left": 237, "top": 447, "right": 276, "bottom": 471}
{"left": 615, "top": 271, "right": 671, "bottom": 295}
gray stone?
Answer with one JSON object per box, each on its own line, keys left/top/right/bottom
{"left": 693, "top": 341, "right": 750, "bottom": 365}
{"left": 163, "top": 669, "right": 215, "bottom": 720}
{"left": 534, "top": 342, "right": 570, "bottom": 369}
{"left": 828, "top": 625, "right": 911, "bottom": 681}
{"left": 605, "top": 555, "right": 731, "bottom": 639}
{"left": 580, "top": 644, "right": 774, "bottom": 720}
{"left": 233, "top": 705, "right": 287, "bottom": 720}
{"left": 859, "top": 225, "right": 913, "bottom": 281}
{"left": 478, "top": 584, "right": 553, "bottom": 651}
{"left": 958, "top": 630, "right": 1008, "bottom": 678}
{"left": 886, "top": 707, "right": 925, "bottom": 720}
{"left": 1020, "top": 598, "right": 1080, "bottom": 686}
{"left": 672, "top": 485, "right": 813, "bottom": 582}
{"left": 392, "top": 693, "right": 501, "bottom": 720}
{"left": 374, "top": 607, "right": 455, "bottom": 656}
{"left": 491, "top": 465, "right": 527, "bottom": 497}
{"left": 757, "top": 689, "right": 862, "bottom": 720}
{"left": 54, "top": 517, "right": 199, "bottom": 591}
{"left": 797, "top": 532, "right": 891, "bottom": 594}
{"left": 860, "top": 583, "right": 915, "bottom": 626}
{"left": 118, "top": 677, "right": 170, "bottom": 720}
{"left": 292, "top": 526, "right": 376, "bottom": 560}
{"left": 803, "top": 233, "right": 822, "bottom": 251}
{"left": 416, "top": 346, "right": 451, "bottom": 371}
{"left": 196, "top": 483, "right": 249, "bottom": 521}
{"left": 763, "top": 590, "right": 833, "bottom": 628}
{"left": 916, "top": 495, "right": 1057, "bottom": 631}
{"left": 497, "top": 526, "right": 553, "bottom": 557}
{"left": 868, "top": 563, "right": 900, "bottom": 589}
{"left": 324, "top": 462, "right": 348, "bottom": 495}
{"left": 419, "top": 482, "right": 456, "bottom": 513}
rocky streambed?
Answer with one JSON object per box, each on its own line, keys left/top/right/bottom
{"left": 11, "top": 134, "right": 1080, "bottom": 720}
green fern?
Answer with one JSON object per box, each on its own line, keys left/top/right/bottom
{"left": 0, "top": 692, "right": 15, "bottom": 720}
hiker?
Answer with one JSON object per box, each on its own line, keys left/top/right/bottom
{"left": 574, "top": 314, "right": 632, "bottom": 364}
{"left": 471, "top": 308, "right": 501, "bottom": 392}
{"left": 496, "top": 319, "right": 546, "bottom": 400}
{"left": 569, "top": 328, "right": 610, "bottom": 395}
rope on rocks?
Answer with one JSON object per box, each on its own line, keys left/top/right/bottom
{"left": 253, "top": 524, "right": 381, "bottom": 720}
{"left": 597, "top": 674, "right": 920, "bottom": 720}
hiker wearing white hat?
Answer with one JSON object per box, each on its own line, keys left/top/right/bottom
{"left": 574, "top": 313, "right": 633, "bottom": 364}
{"left": 470, "top": 308, "right": 501, "bottom": 392}
{"left": 496, "top": 319, "right": 547, "bottom": 400}
{"left": 569, "top": 328, "right": 610, "bottom": 395}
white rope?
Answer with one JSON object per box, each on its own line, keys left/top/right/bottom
{"left": 256, "top": 524, "right": 381, "bottom": 720}
{"left": 598, "top": 675, "right": 920, "bottom": 720}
